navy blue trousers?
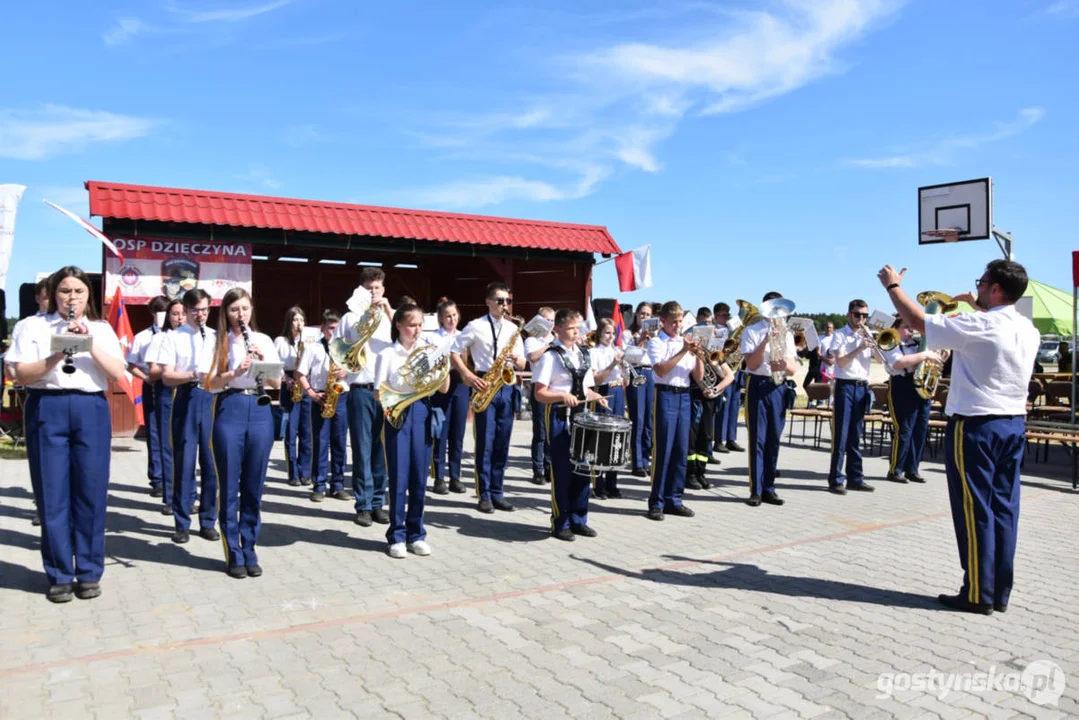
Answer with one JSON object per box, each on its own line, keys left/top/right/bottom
{"left": 142, "top": 380, "right": 162, "bottom": 487}
{"left": 626, "top": 367, "right": 654, "bottom": 471}
{"left": 829, "top": 380, "right": 870, "bottom": 487}
{"left": 745, "top": 376, "right": 787, "bottom": 497}
{"left": 545, "top": 403, "right": 591, "bottom": 532}
{"left": 346, "top": 386, "right": 387, "bottom": 512}
{"left": 212, "top": 392, "right": 273, "bottom": 568}
{"left": 311, "top": 395, "right": 348, "bottom": 493}
{"left": 528, "top": 386, "right": 551, "bottom": 478}
{"left": 171, "top": 385, "right": 219, "bottom": 531}
{"left": 887, "top": 375, "right": 932, "bottom": 475}
{"left": 154, "top": 381, "right": 174, "bottom": 502}
{"left": 431, "top": 379, "right": 469, "bottom": 482}
{"left": 944, "top": 416, "right": 1024, "bottom": 607}
{"left": 649, "top": 387, "right": 690, "bottom": 510}
{"left": 26, "top": 391, "right": 111, "bottom": 586}
{"left": 472, "top": 384, "right": 515, "bottom": 501}
{"left": 715, "top": 371, "right": 744, "bottom": 444}
{"left": 281, "top": 380, "right": 312, "bottom": 481}
{"left": 384, "top": 400, "right": 431, "bottom": 545}
{"left": 594, "top": 385, "right": 626, "bottom": 494}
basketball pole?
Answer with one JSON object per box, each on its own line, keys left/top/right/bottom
{"left": 991, "top": 229, "right": 1013, "bottom": 260}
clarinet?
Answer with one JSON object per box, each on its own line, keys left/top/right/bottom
{"left": 61, "top": 306, "right": 77, "bottom": 374}
{"left": 239, "top": 320, "right": 271, "bottom": 406}
{"left": 197, "top": 317, "right": 206, "bottom": 341}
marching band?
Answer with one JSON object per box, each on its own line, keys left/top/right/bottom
{"left": 4, "top": 258, "right": 1041, "bottom": 616}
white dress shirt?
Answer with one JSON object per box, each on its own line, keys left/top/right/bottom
{"left": 647, "top": 331, "right": 696, "bottom": 387}
{"left": 524, "top": 335, "right": 553, "bottom": 369}
{"left": 374, "top": 339, "right": 437, "bottom": 395}
{"left": 297, "top": 339, "right": 332, "bottom": 390}
{"left": 7, "top": 313, "right": 123, "bottom": 392}
{"left": 330, "top": 308, "right": 392, "bottom": 385}
{"left": 925, "top": 304, "right": 1039, "bottom": 416}
{"left": 531, "top": 343, "right": 596, "bottom": 395}
{"left": 273, "top": 336, "right": 302, "bottom": 372}
{"left": 127, "top": 326, "right": 160, "bottom": 371}
{"left": 198, "top": 330, "right": 280, "bottom": 391}
{"left": 739, "top": 319, "right": 797, "bottom": 378}
{"left": 882, "top": 340, "right": 920, "bottom": 377}
{"left": 158, "top": 324, "right": 216, "bottom": 375}
{"left": 590, "top": 345, "right": 624, "bottom": 385}
{"left": 145, "top": 330, "right": 171, "bottom": 366}
{"left": 830, "top": 325, "right": 872, "bottom": 382}
{"left": 452, "top": 314, "right": 524, "bottom": 373}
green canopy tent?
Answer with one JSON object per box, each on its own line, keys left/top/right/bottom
{"left": 1022, "top": 279, "right": 1073, "bottom": 336}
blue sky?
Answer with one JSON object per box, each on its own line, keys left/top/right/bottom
{"left": 3, "top": 0, "right": 1078, "bottom": 316}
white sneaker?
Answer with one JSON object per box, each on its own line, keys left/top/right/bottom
{"left": 388, "top": 542, "right": 407, "bottom": 559}
{"left": 407, "top": 540, "right": 431, "bottom": 556}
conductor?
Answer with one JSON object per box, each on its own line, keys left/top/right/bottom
{"left": 878, "top": 260, "right": 1039, "bottom": 615}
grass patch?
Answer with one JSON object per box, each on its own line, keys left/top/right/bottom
{"left": 0, "top": 444, "right": 27, "bottom": 460}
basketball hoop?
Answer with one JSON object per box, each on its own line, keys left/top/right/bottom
{"left": 921, "top": 228, "right": 960, "bottom": 244}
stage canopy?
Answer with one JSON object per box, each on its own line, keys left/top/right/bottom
{"left": 1024, "top": 279, "right": 1073, "bottom": 335}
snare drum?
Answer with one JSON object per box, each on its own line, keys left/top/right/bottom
{"left": 569, "top": 411, "right": 632, "bottom": 472}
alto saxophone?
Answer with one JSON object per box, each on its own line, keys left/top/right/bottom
{"left": 321, "top": 355, "right": 345, "bottom": 419}
{"left": 470, "top": 316, "right": 525, "bottom": 413}
{"left": 290, "top": 339, "right": 305, "bottom": 403}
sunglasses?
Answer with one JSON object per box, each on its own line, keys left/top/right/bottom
{"left": 492, "top": 297, "right": 511, "bottom": 305}
{"left": 852, "top": 312, "right": 869, "bottom": 319}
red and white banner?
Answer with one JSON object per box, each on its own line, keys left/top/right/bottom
{"left": 614, "top": 245, "right": 653, "bottom": 293}
{"left": 104, "top": 236, "right": 252, "bottom": 306}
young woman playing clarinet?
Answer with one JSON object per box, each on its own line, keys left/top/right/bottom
{"left": 201, "top": 288, "right": 281, "bottom": 579}
{"left": 274, "top": 306, "right": 312, "bottom": 487}
{"left": 7, "top": 266, "right": 126, "bottom": 603}
{"left": 427, "top": 298, "right": 469, "bottom": 495}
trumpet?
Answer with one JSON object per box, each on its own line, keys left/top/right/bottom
{"left": 856, "top": 323, "right": 901, "bottom": 370}
{"left": 239, "top": 320, "right": 272, "bottom": 407}
{"left": 684, "top": 337, "right": 725, "bottom": 395}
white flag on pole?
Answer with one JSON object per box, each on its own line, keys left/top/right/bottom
{"left": 0, "top": 184, "right": 27, "bottom": 292}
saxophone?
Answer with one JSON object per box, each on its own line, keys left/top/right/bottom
{"left": 470, "top": 316, "right": 525, "bottom": 413}
{"left": 290, "top": 338, "right": 305, "bottom": 403}
{"left": 321, "top": 355, "right": 345, "bottom": 419}
{"left": 913, "top": 291, "right": 957, "bottom": 400}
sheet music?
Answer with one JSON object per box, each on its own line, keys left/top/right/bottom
{"left": 249, "top": 361, "right": 284, "bottom": 381}
{"left": 787, "top": 317, "right": 820, "bottom": 351}
{"left": 345, "top": 286, "right": 372, "bottom": 315}
{"left": 50, "top": 334, "right": 93, "bottom": 354}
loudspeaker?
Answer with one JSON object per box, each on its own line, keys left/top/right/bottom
{"left": 591, "top": 297, "right": 617, "bottom": 320}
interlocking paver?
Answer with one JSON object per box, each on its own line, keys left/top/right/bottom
{"left": 1, "top": 422, "right": 1076, "bottom": 719}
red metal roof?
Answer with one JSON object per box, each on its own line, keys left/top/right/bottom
{"left": 86, "top": 181, "right": 621, "bottom": 255}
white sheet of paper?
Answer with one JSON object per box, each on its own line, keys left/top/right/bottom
{"left": 50, "top": 334, "right": 93, "bottom": 354}
{"left": 249, "top": 361, "right": 284, "bottom": 381}
{"left": 787, "top": 317, "right": 820, "bottom": 351}
{"left": 867, "top": 310, "right": 896, "bottom": 333}
{"left": 301, "top": 326, "right": 321, "bottom": 344}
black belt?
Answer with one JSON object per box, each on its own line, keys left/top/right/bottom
{"left": 596, "top": 383, "right": 610, "bottom": 395}
{"left": 656, "top": 385, "right": 689, "bottom": 394}
{"left": 549, "top": 401, "right": 584, "bottom": 422}
{"left": 350, "top": 383, "right": 375, "bottom": 390}
{"left": 29, "top": 389, "right": 105, "bottom": 397}
{"left": 950, "top": 413, "right": 1023, "bottom": 421}
{"left": 222, "top": 388, "right": 261, "bottom": 397}
{"left": 836, "top": 378, "right": 869, "bottom": 387}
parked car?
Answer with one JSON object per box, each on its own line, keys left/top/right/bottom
{"left": 1038, "top": 340, "right": 1073, "bottom": 365}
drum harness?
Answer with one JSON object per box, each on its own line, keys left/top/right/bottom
{"left": 547, "top": 344, "right": 590, "bottom": 421}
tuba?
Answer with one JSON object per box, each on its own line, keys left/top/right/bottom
{"left": 760, "top": 297, "right": 795, "bottom": 385}
{"left": 470, "top": 316, "right": 526, "bottom": 413}
{"left": 380, "top": 343, "right": 451, "bottom": 429}
{"left": 321, "top": 354, "right": 346, "bottom": 419}
{"left": 913, "top": 291, "right": 957, "bottom": 400}
{"left": 329, "top": 287, "right": 383, "bottom": 373}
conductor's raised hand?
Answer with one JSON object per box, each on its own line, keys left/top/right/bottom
{"left": 877, "top": 265, "right": 906, "bottom": 289}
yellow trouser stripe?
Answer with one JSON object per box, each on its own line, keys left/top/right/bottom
{"left": 472, "top": 412, "right": 481, "bottom": 498}
{"left": 169, "top": 387, "right": 177, "bottom": 501}
{"left": 887, "top": 382, "right": 900, "bottom": 474}
{"left": 648, "top": 387, "right": 659, "bottom": 492}
{"left": 745, "top": 381, "right": 755, "bottom": 491}
{"left": 545, "top": 404, "right": 557, "bottom": 529}
{"left": 208, "top": 394, "right": 228, "bottom": 563}
{"left": 955, "top": 419, "right": 979, "bottom": 603}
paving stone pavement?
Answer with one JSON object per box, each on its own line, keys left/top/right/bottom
{"left": 1, "top": 420, "right": 1077, "bottom": 719}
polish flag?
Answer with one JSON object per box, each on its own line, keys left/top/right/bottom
{"left": 105, "top": 286, "right": 144, "bottom": 426}
{"left": 614, "top": 245, "right": 653, "bottom": 293}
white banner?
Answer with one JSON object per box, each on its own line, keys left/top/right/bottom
{"left": 0, "top": 184, "right": 27, "bottom": 292}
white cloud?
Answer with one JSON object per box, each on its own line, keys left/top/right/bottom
{"left": 1046, "top": 1, "right": 1079, "bottom": 17}
{"left": 413, "top": 167, "right": 609, "bottom": 209}
{"left": 235, "top": 165, "right": 281, "bottom": 189}
{"left": 0, "top": 105, "right": 157, "bottom": 160}
{"left": 165, "top": 0, "right": 293, "bottom": 23}
{"left": 102, "top": 17, "right": 149, "bottom": 46}
{"left": 846, "top": 107, "right": 1045, "bottom": 169}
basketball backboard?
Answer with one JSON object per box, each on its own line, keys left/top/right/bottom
{"left": 918, "top": 177, "right": 992, "bottom": 244}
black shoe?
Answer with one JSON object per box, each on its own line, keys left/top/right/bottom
{"left": 330, "top": 489, "right": 352, "bottom": 501}
{"left": 32, "top": 514, "right": 41, "bottom": 527}
{"left": 310, "top": 491, "right": 326, "bottom": 503}
{"left": 491, "top": 498, "right": 515, "bottom": 512}
{"left": 160, "top": 504, "right": 172, "bottom": 516}
{"left": 727, "top": 441, "right": 744, "bottom": 452}
{"left": 665, "top": 505, "right": 695, "bottom": 518}
{"left": 632, "top": 468, "right": 648, "bottom": 478}
{"left": 848, "top": 482, "right": 875, "bottom": 492}
{"left": 746, "top": 494, "right": 762, "bottom": 507}
{"left": 371, "top": 508, "right": 390, "bottom": 524}
{"left": 706, "top": 455, "right": 720, "bottom": 464}
{"left": 714, "top": 444, "right": 730, "bottom": 454}
{"left": 449, "top": 479, "right": 466, "bottom": 494}
{"left": 828, "top": 485, "right": 847, "bottom": 495}
{"left": 300, "top": 477, "right": 312, "bottom": 487}
{"left": 432, "top": 479, "right": 449, "bottom": 495}
{"left": 698, "top": 475, "right": 711, "bottom": 490}
{"left": 994, "top": 603, "right": 1008, "bottom": 613}
{"left": 685, "top": 475, "right": 703, "bottom": 490}
{"left": 354, "top": 511, "right": 373, "bottom": 527}
{"left": 227, "top": 566, "right": 247, "bottom": 579}
{"left": 47, "top": 584, "right": 74, "bottom": 603}
{"left": 572, "top": 524, "right": 598, "bottom": 538}
{"left": 646, "top": 507, "right": 665, "bottom": 521}
{"left": 906, "top": 472, "right": 927, "bottom": 484}
{"left": 477, "top": 499, "right": 495, "bottom": 514}
{"left": 774, "top": 469, "right": 782, "bottom": 478}
{"left": 246, "top": 564, "right": 263, "bottom": 578}
{"left": 75, "top": 581, "right": 101, "bottom": 600}
{"left": 288, "top": 478, "right": 302, "bottom": 487}
{"left": 886, "top": 472, "right": 908, "bottom": 483}
{"left": 551, "top": 528, "right": 576, "bottom": 542}
{"left": 199, "top": 527, "right": 220, "bottom": 542}
{"left": 150, "top": 486, "right": 164, "bottom": 498}
{"left": 607, "top": 488, "right": 623, "bottom": 499}
{"left": 762, "top": 493, "right": 785, "bottom": 506}
{"left": 938, "top": 593, "right": 993, "bottom": 615}
{"left": 530, "top": 474, "right": 546, "bottom": 485}
{"left": 172, "top": 530, "right": 190, "bottom": 544}
{"left": 593, "top": 489, "right": 608, "bottom": 500}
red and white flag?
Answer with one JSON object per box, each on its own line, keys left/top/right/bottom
{"left": 44, "top": 199, "right": 125, "bottom": 265}
{"left": 105, "top": 286, "right": 144, "bottom": 426}
{"left": 614, "top": 245, "right": 653, "bottom": 293}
